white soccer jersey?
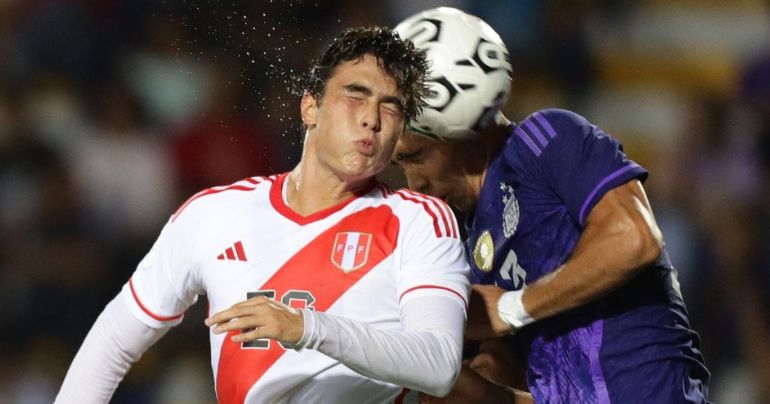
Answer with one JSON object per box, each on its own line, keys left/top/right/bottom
{"left": 123, "top": 173, "right": 469, "bottom": 403}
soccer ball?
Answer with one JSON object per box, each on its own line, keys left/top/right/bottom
{"left": 395, "top": 7, "right": 512, "bottom": 140}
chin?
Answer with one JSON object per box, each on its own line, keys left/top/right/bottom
{"left": 447, "top": 195, "right": 473, "bottom": 213}
{"left": 340, "top": 164, "right": 375, "bottom": 181}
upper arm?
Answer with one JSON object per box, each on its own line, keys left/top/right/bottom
{"left": 396, "top": 197, "right": 470, "bottom": 310}
{"left": 123, "top": 199, "right": 205, "bottom": 328}
{"left": 584, "top": 179, "right": 663, "bottom": 263}
{"left": 509, "top": 109, "right": 649, "bottom": 227}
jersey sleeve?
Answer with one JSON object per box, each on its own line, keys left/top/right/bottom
{"left": 121, "top": 198, "right": 205, "bottom": 328}
{"left": 396, "top": 195, "right": 470, "bottom": 309}
{"left": 506, "top": 108, "right": 648, "bottom": 227}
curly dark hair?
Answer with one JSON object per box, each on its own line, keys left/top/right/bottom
{"left": 299, "top": 26, "right": 430, "bottom": 123}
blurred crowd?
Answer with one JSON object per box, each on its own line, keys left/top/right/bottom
{"left": 0, "top": 1, "right": 768, "bottom": 403}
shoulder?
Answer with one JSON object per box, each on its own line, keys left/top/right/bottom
{"left": 171, "top": 175, "right": 276, "bottom": 223}
{"left": 517, "top": 108, "right": 593, "bottom": 142}
{"left": 374, "top": 184, "right": 459, "bottom": 239}
{"left": 529, "top": 108, "right": 592, "bottom": 131}
{"left": 507, "top": 108, "right": 605, "bottom": 159}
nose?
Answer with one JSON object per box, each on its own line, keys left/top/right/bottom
{"left": 360, "top": 102, "right": 381, "bottom": 132}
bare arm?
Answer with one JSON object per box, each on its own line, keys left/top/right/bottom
{"left": 470, "top": 180, "right": 663, "bottom": 337}
{"left": 522, "top": 179, "right": 662, "bottom": 319}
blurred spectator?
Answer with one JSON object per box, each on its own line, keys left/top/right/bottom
{"left": 67, "top": 83, "right": 175, "bottom": 245}
{"left": 123, "top": 17, "right": 211, "bottom": 127}
{"left": 169, "top": 60, "right": 288, "bottom": 197}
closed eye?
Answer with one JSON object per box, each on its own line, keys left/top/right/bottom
{"left": 344, "top": 84, "right": 370, "bottom": 98}
{"left": 393, "top": 150, "right": 423, "bottom": 164}
{"left": 381, "top": 102, "right": 402, "bottom": 116}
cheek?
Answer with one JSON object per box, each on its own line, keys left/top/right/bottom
{"left": 425, "top": 154, "right": 453, "bottom": 178}
{"left": 383, "top": 133, "right": 400, "bottom": 154}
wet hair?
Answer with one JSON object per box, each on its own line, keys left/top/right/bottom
{"left": 299, "top": 26, "right": 430, "bottom": 123}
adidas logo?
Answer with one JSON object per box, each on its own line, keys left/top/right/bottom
{"left": 217, "top": 241, "right": 248, "bottom": 262}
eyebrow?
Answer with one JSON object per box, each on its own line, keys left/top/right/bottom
{"left": 343, "top": 83, "right": 404, "bottom": 112}
{"left": 344, "top": 83, "right": 371, "bottom": 96}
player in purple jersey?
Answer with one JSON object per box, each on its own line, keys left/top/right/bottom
{"left": 393, "top": 8, "right": 710, "bottom": 404}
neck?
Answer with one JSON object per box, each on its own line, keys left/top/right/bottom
{"left": 285, "top": 160, "right": 374, "bottom": 217}
{"left": 465, "top": 118, "right": 513, "bottom": 210}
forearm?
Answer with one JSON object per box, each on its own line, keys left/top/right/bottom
{"left": 297, "top": 295, "right": 464, "bottom": 397}
{"left": 55, "top": 293, "right": 168, "bottom": 404}
{"left": 522, "top": 181, "right": 662, "bottom": 321}
{"left": 523, "top": 229, "right": 647, "bottom": 320}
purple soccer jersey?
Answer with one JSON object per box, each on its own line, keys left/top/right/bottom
{"left": 465, "top": 109, "right": 710, "bottom": 403}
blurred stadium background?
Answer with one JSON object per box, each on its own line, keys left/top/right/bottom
{"left": 0, "top": 0, "right": 768, "bottom": 402}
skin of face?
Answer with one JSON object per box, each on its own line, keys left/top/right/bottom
{"left": 393, "top": 130, "right": 481, "bottom": 211}
{"left": 300, "top": 54, "right": 407, "bottom": 187}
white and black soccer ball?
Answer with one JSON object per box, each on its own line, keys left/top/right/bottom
{"left": 395, "top": 7, "right": 512, "bottom": 140}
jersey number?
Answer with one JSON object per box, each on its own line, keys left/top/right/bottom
{"left": 499, "top": 250, "right": 526, "bottom": 290}
{"left": 241, "top": 289, "right": 316, "bottom": 350}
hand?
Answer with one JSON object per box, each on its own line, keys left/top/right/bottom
{"left": 469, "top": 337, "right": 528, "bottom": 391}
{"left": 205, "top": 295, "right": 304, "bottom": 344}
{"left": 466, "top": 285, "right": 513, "bottom": 340}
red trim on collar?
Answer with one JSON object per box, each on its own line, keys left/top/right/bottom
{"left": 269, "top": 172, "right": 377, "bottom": 225}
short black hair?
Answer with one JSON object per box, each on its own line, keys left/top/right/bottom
{"left": 300, "top": 26, "right": 430, "bottom": 123}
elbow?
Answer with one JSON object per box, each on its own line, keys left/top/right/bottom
{"left": 426, "top": 367, "right": 459, "bottom": 398}
{"left": 423, "top": 345, "right": 462, "bottom": 397}
{"left": 627, "top": 219, "right": 663, "bottom": 268}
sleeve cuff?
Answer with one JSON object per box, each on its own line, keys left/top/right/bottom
{"left": 497, "top": 290, "right": 534, "bottom": 329}
{"left": 578, "top": 163, "right": 648, "bottom": 227}
{"left": 290, "top": 308, "right": 318, "bottom": 351}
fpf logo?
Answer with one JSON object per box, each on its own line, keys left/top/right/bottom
{"left": 331, "top": 232, "right": 372, "bottom": 273}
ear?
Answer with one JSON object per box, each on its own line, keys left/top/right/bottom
{"left": 300, "top": 93, "right": 319, "bottom": 127}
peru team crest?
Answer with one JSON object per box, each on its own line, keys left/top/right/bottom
{"left": 331, "top": 232, "right": 372, "bottom": 273}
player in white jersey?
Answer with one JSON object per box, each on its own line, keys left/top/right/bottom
{"left": 56, "top": 27, "right": 470, "bottom": 404}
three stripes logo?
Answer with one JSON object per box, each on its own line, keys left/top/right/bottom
{"left": 217, "top": 241, "right": 248, "bottom": 262}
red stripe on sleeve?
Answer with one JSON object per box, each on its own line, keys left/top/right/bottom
{"left": 128, "top": 278, "right": 185, "bottom": 322}
{"left": 410, "top": 191, "right": 452, "bottom": 239}
{"left": 399, "top": 285, "right": 467, "bottom": 307}
{"left": 428, "top": 195, "right": 458, "bottom": 239}
{"left": 172, "top": 183, "right": 259, "bottom": 222}
{"left": 394, "top": 190, "right": 442, "bottom": 237}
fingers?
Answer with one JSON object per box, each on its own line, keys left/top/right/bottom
{"left": 203, "top": 296, "right": 304, "bottom": 344}
{"left": 469, "top": 352, "right": 495, "bottom": 370}
{"left": 230, "top": 326, "right": 269, "bottom": 343}
{"left": 204, "top": 295, "right": 272, "bottom": 327}
{"left": 211, "top": 315, "right": 265, "bottom": 335}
